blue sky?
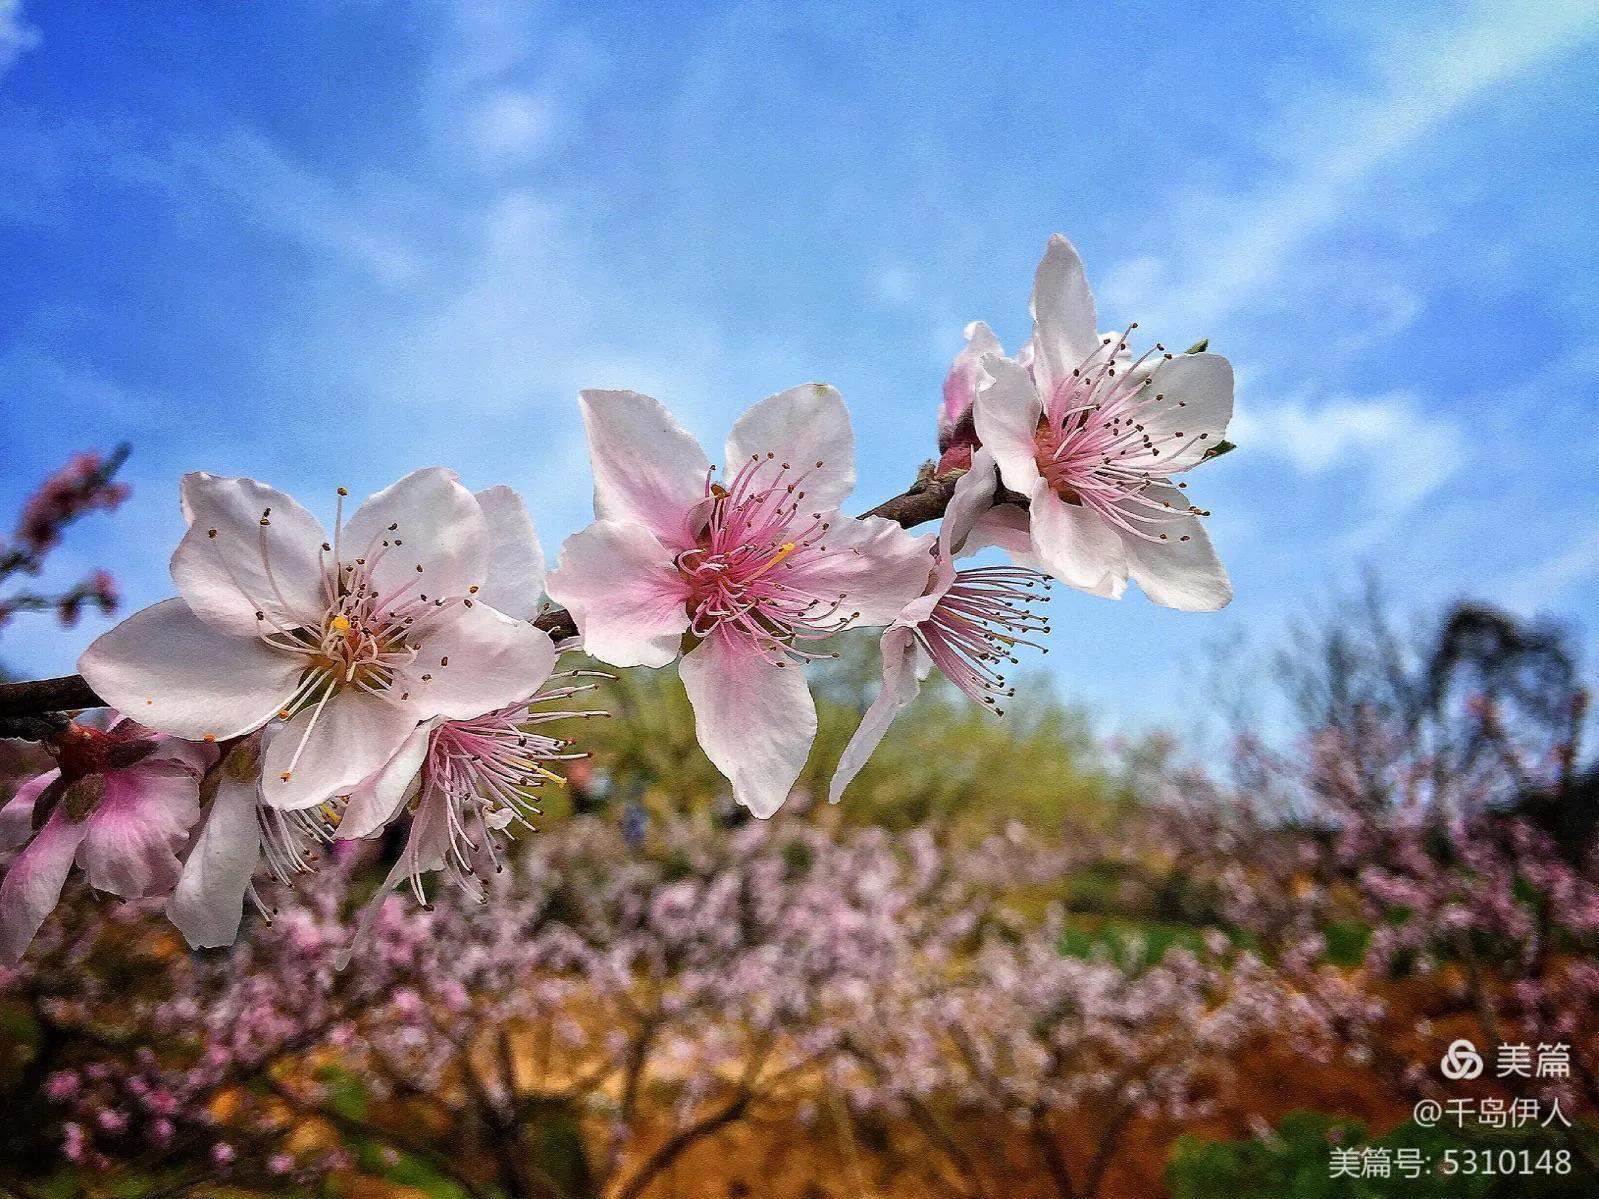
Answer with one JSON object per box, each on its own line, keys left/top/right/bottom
{"left": 2, "top": 0, "right": 1597, "bottom": 735}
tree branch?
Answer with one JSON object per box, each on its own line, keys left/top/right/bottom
{"left": 0, "top": 675, "right": 103, "bottom": 723}
{"left": 0, "top": 469, "right": 1017, "bottom": 735}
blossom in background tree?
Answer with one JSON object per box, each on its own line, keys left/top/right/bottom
{"left": 547, "top": 386, "right": 933, "bottom": 817}
{"left": 974, "top": 235, "right": 1234, "bottom": 610}
{"left": 0, "top": 446, "right": 129, "bottom": 634}
{"left": 78, "top": 469, "right": 554, "bottom": 810}
{"left": 0, "top": 719, "right": 214, "bottom": 961}
{"left": 830, "top": 448, "right": 1051, "bottom": 803}
{"left": 10, "top": 449, "right": 131, "bottom": 559}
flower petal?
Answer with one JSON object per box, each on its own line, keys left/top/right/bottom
{"left": 581, "top": 390, "right": 711, "bottom": 551}
{"left": 337, "top": 787, "right": 449, "bottom": 970}
{"left": 78, "top": 763, "right": 203, "bottom": 899}
{"left": 1120, "top": 485, "right": 1232, "bottom": 611}
{"left": 940, "top": 322, "right": 1004, "bottom": 442}
{"left": 679, "top": 629, "right": 817, "bottom": 818}
{"left": 338, "top": 721, "right": 432, "bottom": 840}
{"left": 474, "top": 485, "right": 545, "bottom": 620}
{"left": 1119, "top": 352, "right": 1235, "bottom": 472}
{"left": 170, "top": 473, "right": 328, "bottom": 637}
{"left": 973, "top": 356, "right": 1045, "bottom": 498}
{"left": 941, "top": 448, "right": 1001, "bottom": 557}
{"left": 783, "top": 515, "right": 935, "bottom": 628}
{"left": 0, "top": 770, "right": 58, "bottom": 851}
{"left": 963, "top": 504, "right": 1038, "bottom": 565}
{"left": 259, "top": 691, "right": 420, "bottom": 811}
{"left": 828, "top": 628, "right": 923, "bottom": 805}
{"left": 724, "top": 384, "right": 856, "bottom": 514}
{"left": 546, "top": 520, "right": 691, "bottom": 668}
{"left": 343, "top": 467, "right": 489, "bottom": 602}
{"left": 404, "top": 604, "right": 557, "bottom": 721}
{"left": 0, "top": 810, "right": 90, "bottom": 963}
{"left": 167, "top": 774, "right": 261, "bottom": 950}
{"left": 1029, "top": 234, "right": 1100, "bottom": 397}
{"left": 1028, "top": 482, "right": 1126, "bottom": 598}
{"left": 79, "top": 599, "right": 303, "bottom": 742}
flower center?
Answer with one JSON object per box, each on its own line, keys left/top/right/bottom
{"left": 673, "top": 454, "right": 854, "bottom": 664}
{"left": 1032, "top": 329, "right": 1212, "bottom": 544}
{"left": 203, "top": 489, "right": 475, "bottom": 782}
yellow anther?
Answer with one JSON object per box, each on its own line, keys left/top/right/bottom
{"left": 746, "top": 542, "right": 798, "bottom": 581}
{"left": 279, "top": 771, "right": 293, "bottom": 782}
{"left": 331, "top": 614, "right": 352, "bottom": 633}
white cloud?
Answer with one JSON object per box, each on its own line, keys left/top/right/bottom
{"left": 426, "top": 0, "right": 600, "bottom": 173}
{"left": 872, "top": 263, "right": 917, "bottom": 307}
{"left": 0, "top": 0, "right": 39, "bottom": 77}
{"left": 1500, "top": 525, "right": 1599, "bottom": 613}
{"left": 1100, "top": 0, "right": 1599, "bottom": 334}
{"left": 130, "top": 130, "right": 427, "bottom": 286}
{"left": 470, "top": 88, "right": 557, "bottom": 163}
{"left": 1232, "top": 390, "right": 1468, "bottom": 542}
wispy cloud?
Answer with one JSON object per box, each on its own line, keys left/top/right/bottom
{"left": 1501, "top": 525, "right": 1599, "bottom": 614}
{"left": 0, "top": 0, "right": 38, "bottom": 78}
{"left": 1101, "top": 0, "right": 1599, "bottom": 333}
{"left": 1230, "top": 389, "right": 1468, "bottom": 548}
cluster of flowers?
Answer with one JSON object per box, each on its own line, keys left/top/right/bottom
{"left": 2, "top": 815, "right": 1318, "bottom": 1198}
{"left": 1126, "top": 715, "right": 1599, "bottom": 1119}
{"left": 0, "top": 445, "right": 129, "bottom": 631}
{"left": 0, "top": 235, "right": 1237, "bottom": 961}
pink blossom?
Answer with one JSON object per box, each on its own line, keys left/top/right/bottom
{"left": 547, "top": 387, "right": 932, "bottom": 815}
{"left": 830, "top": 448, "right": 1051, "bottom": 802}
{"left": 12, "top": 450, "right": 130, "bottom": 558}
{"left": 0, "top": 719, "right": 214, "bottom": 962}
{"left": 973, "top": 235, "right": 1233, "bottom": 610}
{"left": 936, "top": 321, "right": 1005, "bottom": 472}
{"left": 79, "top": 470, "right": 552, "bottom": 811}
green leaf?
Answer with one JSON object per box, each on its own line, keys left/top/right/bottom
{"left": 1183, "top": 338, "right": 1209, "bottom": 354}
{"left": 1201, "top": 438, "right": 1236, "bottom": 462}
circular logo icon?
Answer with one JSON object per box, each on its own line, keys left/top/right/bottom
{"left": 1440, "top": 1038, "right": 1483, "bottom": 1080}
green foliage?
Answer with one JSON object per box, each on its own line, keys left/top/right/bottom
{"left": 1321, "top": 919, "right": 1372, "bottom": 967}
{"left": 524, "top": 1099, "right": 595, "bottom": 1199}
{"left": 1168, "top": 1112, "right": 1597, "bottom": 1199}
{"left": 1058, "top": 914, "right": 1211, "bottom": 968}
{"left": 314, "top": 1064, "right": 369, "bottom": 1123}
{"left": 548, "top": 631, "right": 1120, "bottom": 833}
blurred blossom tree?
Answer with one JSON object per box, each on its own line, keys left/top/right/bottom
{"left": 0, "top": 445, "right": 129, "bottom": 641}
{"left": 1, "top": 811, "right": 1330, "bottom": 1199}
{"left": 1266, "top": 581, "right": 1587, "bottom": 828}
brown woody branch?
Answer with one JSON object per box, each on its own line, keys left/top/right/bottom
{"left": 0, "top": 468, "right": 1021, "bottom": 737}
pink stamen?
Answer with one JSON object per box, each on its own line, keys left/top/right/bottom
{"left": 673, "top": 455, "right": 857, "bottom": 666}
{"left": 1032, "top": 329, "right": 1213, "bottom": 541}
{"left": 918, "top": 567, "right": 1051, "bottom": 714}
